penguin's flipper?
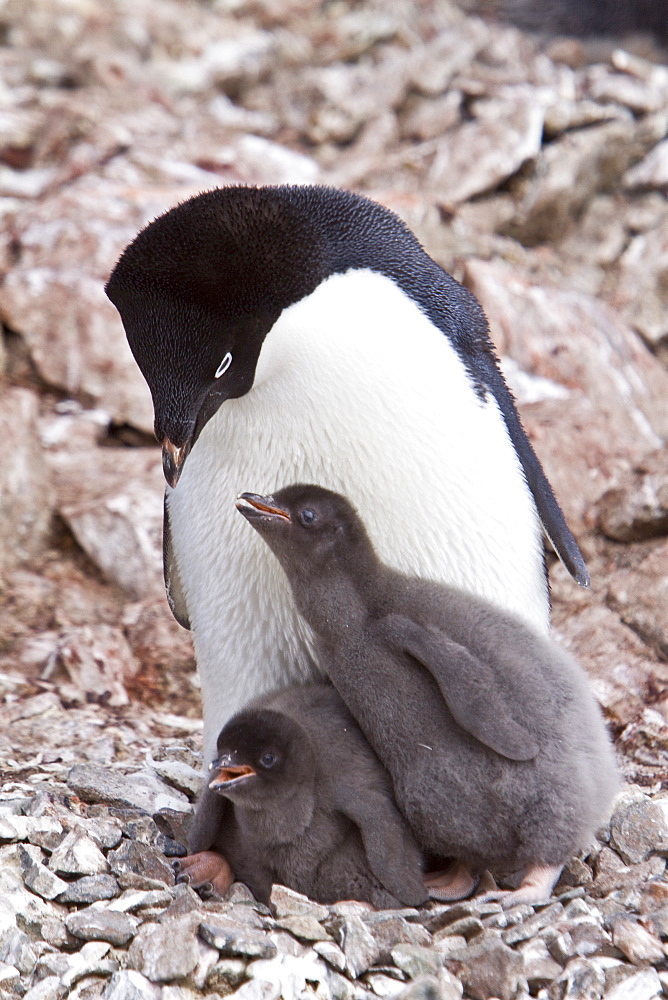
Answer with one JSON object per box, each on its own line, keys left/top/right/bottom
{"left": 187, "top": 783, "right": 227, "bottom": 853}
{"left": 382, "top": 614, "right": 539, "bottom": 761}
{"left": 333, "top": 787, "right": 428, "bottom": 906}
{"left": 163, "top": 491, "right": 191, "bottom": 630}
{"left": 478, "top": 353, "right": 590, "bottom": 587}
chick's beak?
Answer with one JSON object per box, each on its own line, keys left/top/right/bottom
{"left": 162, "top": 438, "right": 190, "bottom": 488}
{"left": 235, "top": 493, "right": 292, "bottom": 522}
{"left": 208, "top": 763, "right": 256, "bottom": 791}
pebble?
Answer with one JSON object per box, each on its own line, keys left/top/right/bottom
{"left": 554, "top": 956, "right": 605, "bottom": 999}
{"left": 314, "top": 939, "right": 347, "bottom": 972}
{"left": 609, "top": 791, "right": 668, "bottom": 865}
{"left": 518, "top": 938, "right": 562, "bottom": 989}
{"left": 199, "top": 921, "right": 278, "bottom": 960}
{"left": 128, "top": 915, "right": 201, "bottom": 982}
{"left": 433, "top": 915, "right": 483, "bottom": 941}
{"left": 60, "top": 941, "right": 118, "bottom": 990}
{"left": 107, "top": 888, "right": 172, "bottom": 912}
{"left": 0, "top": 814, "right": 63, "bottom": 849}
{"left": 103, "top": 970, "right": 161, "bottom": 1000}
{"left": 605, "top": 966, "right": 664, "bottom": 1000}
{"left": 67, "top": 765, "right": 191, "bottom": 815}
{"left": 270, "top": 884, "right": 329, "bottom": 921}
{"left": 336, "top": 914, "right": 382, "bottom": 978}
{"left": 20, "top": 852, "right": 69, "bottom": 901}
{"left": 445, "top": 931, "right": 525, "bottom": 1000}
{"left": 502, "top": 901, "right": 564, "bottom": 944}
{"left": 106, "top": 839, "right": 175, "bottom": 890}
{"left": 204, "top": 957, "right": 246, "bottom": 991}
{"left": 609, "top": 914, "right": 666, "bottom": 965}
{"left": 48, "top": 829, "right": 109, "bottom": 876}
{"left": 431, "top": 935, "right": 467, "bottom": 958}
{"left": 364, "top": 971, "right": 406, "bottom": 997}
{"left": 22, "top": 976, "right": 67, "bottom": 1000}
{"left": 56, "top": 875, "right": 120, "bottom": 904}
{"left": 145, "top": 748, "right": 203, "bottom": 799}
{"left": 394, "top": 976, "right": 456, "bottom": 1000}
{"left": 0, "top": 963, "right": 20, "bottom": 988}
{"left": 275, "top": 913, "right": 331, "bottom": 941}
{"left": 391, "top": 943, "right": 442, "bottom": 979}
{"left": 364, "top": 914, "right": 432, "bottom": 959}
{"left": 65, "top": 907, "right": 139, "bottom": 945}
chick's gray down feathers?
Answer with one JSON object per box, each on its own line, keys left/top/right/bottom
{"left": 196, "top": 683, "right": 429, "bottom": 908}
{"left": 239, "top": 484, "right": 619, "bottom": 878}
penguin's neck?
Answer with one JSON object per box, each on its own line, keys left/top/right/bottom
{"left": 237, "top": 780, "right": 316, "bottom": 844}
{"left": 289, "top": 558, "right": 386, "bottom": 647}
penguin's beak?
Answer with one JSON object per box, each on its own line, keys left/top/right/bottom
{"left": 162, "top": 437, "right": 190, "bottom": 488}
{"left": 208, "top": 758, "right": 256, "bottom": 791}
{"left": 235, "top": 493, "right": 292, "bottom": 523}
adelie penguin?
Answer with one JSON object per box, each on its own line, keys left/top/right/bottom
{"left": 176, "top": 684, "right": 429, "bottom": 908}
{"left": 105, "top": 185, "right": 589, "bottom": 782}
{"left": 236, "top": 484, "right": 618, "bottom": 905}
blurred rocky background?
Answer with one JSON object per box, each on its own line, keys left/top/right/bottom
{"left": 1, "top": 0, "right": 668, "bottom": 997}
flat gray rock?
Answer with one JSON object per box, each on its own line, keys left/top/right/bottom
{"left": 199, "top": 921, "right": 278, "bottom": 960}
{"left": 56, "top": 875, "right": 120, "bottom": 904}
{"left": 67, "top": 764, "right": 190, "bottom": 815}
{"left": 65, "top": 907, "right": 139, "bottom": 945}
{"left": 391, "top": 943, "right": 443, "bottom": 979}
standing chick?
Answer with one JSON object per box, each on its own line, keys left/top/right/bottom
{"left": 237, "top": 485, "right": 618, "bottom": 905}
{"left": 179, "top": 684, "right": 428, "bottom": 908}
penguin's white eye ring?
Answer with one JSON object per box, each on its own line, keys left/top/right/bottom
{"left": 260, "top": 752, "right": 276, "bottom": 769}
{"left": 215, "top": 352, "right": 233, "bottom": 379}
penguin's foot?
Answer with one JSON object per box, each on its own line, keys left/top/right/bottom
{"left": 173, "top": 851, "right": 234, "bottom": 897}
{"left": 475, "top": 862, "right": 562, "bottom": 908}
{"left": 424, "top": 860, "right": 479, "bottom": 901}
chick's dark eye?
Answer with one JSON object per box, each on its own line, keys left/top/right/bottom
{"left": 260, "top": 752, "right": 276, "bottom": 769}
{"left": 299, "top": 508, "right": 317, "bottom": 527}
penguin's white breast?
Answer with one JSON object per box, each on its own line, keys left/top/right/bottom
{"left": 168, "top": 268, "right": 547, "bottom": 750}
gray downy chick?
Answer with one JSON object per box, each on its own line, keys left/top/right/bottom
{"left": 236, "top": 485, "right": 619, "bottom": 906}
{"left": 187, "top": 683, "right": 429, "bottom": 908}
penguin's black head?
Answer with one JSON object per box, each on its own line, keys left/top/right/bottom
{"left": 236, "top": 483, "right": 374, "bottom": 577}
{"left": 209, "top": 708, "right": 315, "bottom": 807}
{"left": 105, "top": 186, "right": 327, "bottom": 486}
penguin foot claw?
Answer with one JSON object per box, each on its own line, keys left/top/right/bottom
{"left": 474, "top": 862, "right": 562, "bottom": 908}
{"left": 173, "top": 850, "right": 235, "bottom": 898}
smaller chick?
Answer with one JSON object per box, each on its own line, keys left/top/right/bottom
{"left": 180, "top": 684, "right": 429, "bottom": 908}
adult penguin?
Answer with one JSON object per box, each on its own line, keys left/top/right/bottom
{"left": 106, "top": 185, "right": 588, "bottom": 778}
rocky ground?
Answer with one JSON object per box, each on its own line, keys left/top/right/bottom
{"left": 1, "top": 0, "right": 668, "bottom": 998}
